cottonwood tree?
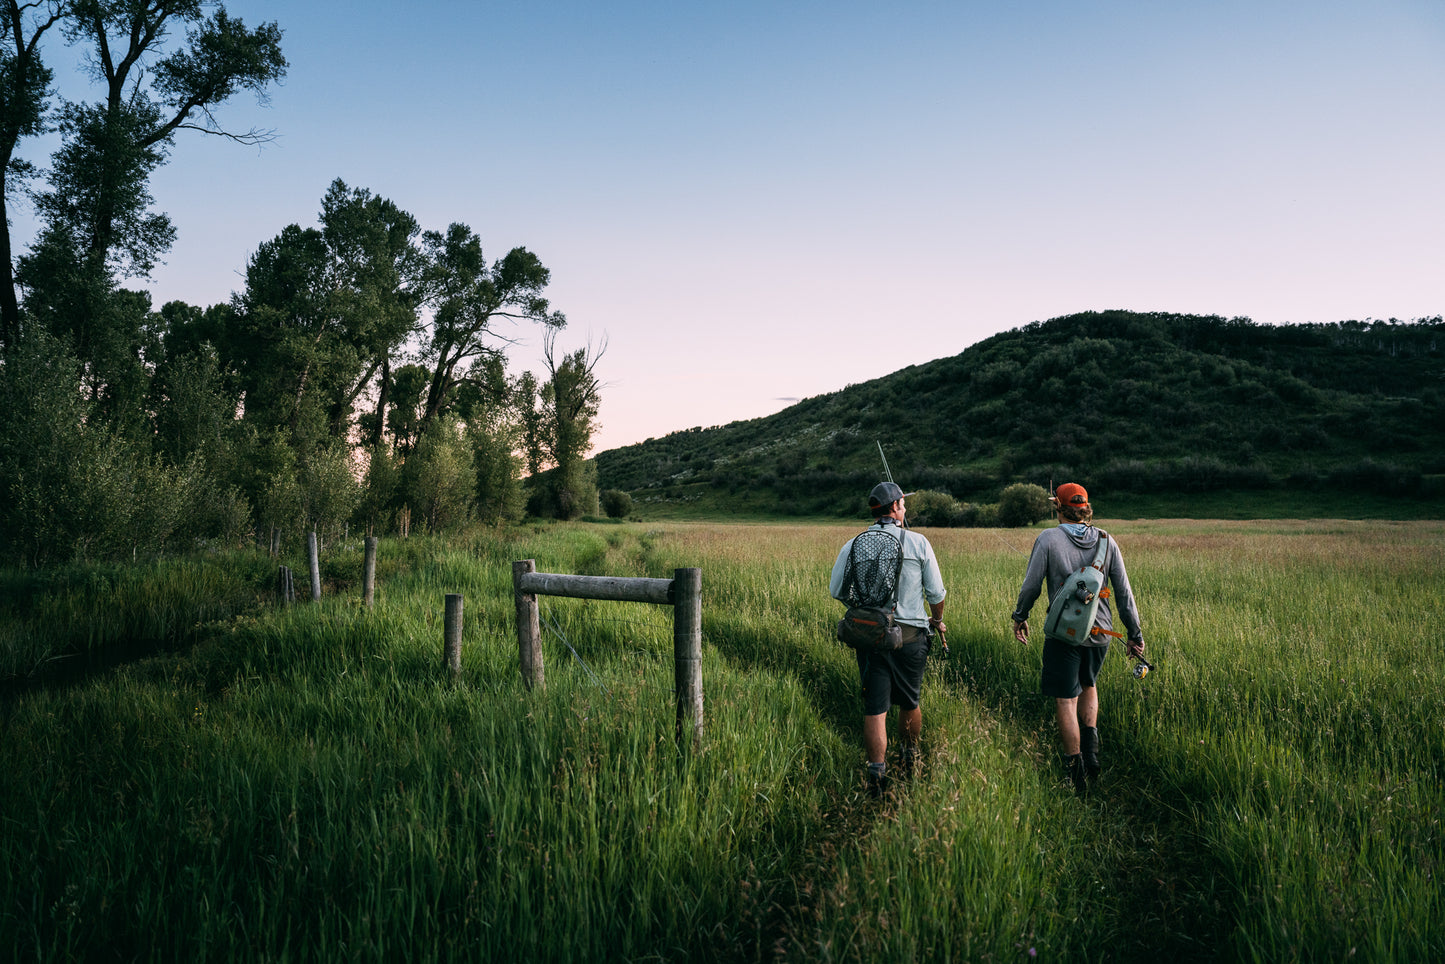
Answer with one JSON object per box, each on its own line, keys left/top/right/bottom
{"left": 527, "top": 331, "right": 605, "bottom": 519}
{"left": 224, "top": 222, "right": 334, "bottom": 447}
{"left": 226, "top": 181, "right": 420, "bottom": 453}
{"left": 516, "top": 369, "right": 543, "bottom": 475}
{"left": 417, "top": 223, "right": 565, "bottom": 431}
{"left": 12, "top": 0, "right": 284, "bottom": 401}
{"left": 0, "top": 0, "right": 64, "bottom": 347}
{"left": 300, "top": 440, "right": 360, "bottom": 544}
{"left": 15, "top": 225, "right": 158, "bottom": 419}
{"left": 382, "top": 362, "right": 430, "bottom": 457}
{"left": 471, "top": 410, "right": 524, "bottom": 525}
{"left": 38, "top": 1, "right": 285, "bottom": 274}
{"left": 316, "top": 179, "right": 423, "bottom": 445}
{"left": 456, "top": 353, "right": 526, "bottom": 526}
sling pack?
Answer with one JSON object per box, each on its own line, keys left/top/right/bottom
{"left": 835, "top": 525, "right": 905, "bottom": 652}
{"left": 1042, "top": 531, "right": 1124, "bottom": 646}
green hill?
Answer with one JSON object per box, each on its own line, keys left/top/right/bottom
{"left": 594, "top": 310, "right": 1445, "bottom": 519}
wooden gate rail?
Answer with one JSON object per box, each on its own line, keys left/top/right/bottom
{"left": 512, "top": 559, "right": 703, "bottom": 750}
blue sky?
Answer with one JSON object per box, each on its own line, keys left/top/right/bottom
{"left": 17, "top": 1, "right": 1445, "bottom": 453}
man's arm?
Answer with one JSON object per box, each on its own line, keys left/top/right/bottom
{"left": 1107, "top": 541, "right": 1146, "bottom": 656}
{"left": 828, "top": 541, "right": 851, "bottom": 602}
{"left": 1011, "top": 534, "right": 1049, "bottom": 644}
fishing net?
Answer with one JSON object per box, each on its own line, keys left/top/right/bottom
{"left": 839, "top": 528, "right": 903, "bottom": 609}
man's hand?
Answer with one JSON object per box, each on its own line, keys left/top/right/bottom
{"left": 1013, "top": 618, "right": 1029, "bottom": 645}
{"left": 1127, "top": 638, "right": 1146, "bottom": 660}
{"left": 928, "top": 615, "right": 947, "bottom": 635}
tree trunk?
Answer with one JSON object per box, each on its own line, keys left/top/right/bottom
{"left": 370, "top": 352, "right": 391, "bottom": 448}
{"left": 0, "top": 184, "right": 17, "bottom": 347}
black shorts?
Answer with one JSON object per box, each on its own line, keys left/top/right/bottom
{"left": 1040, "top": 636, "right": 1108, "bottom": 699}
{"left": 856, "top": 624, "right": 929, "bottom": 715}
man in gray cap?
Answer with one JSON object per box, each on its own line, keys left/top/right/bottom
{"left": 829, "top": 481, "right": 948, "bottom": 797}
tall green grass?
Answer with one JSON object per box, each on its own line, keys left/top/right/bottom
{"left": 1, "top": 519, "right": 1441, "bottom": 961}
{"left": 0, "top": 552, "right": 276, "bottom": 680}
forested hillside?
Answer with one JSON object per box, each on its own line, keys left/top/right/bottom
{"left": 595, "top": 311, "right": 1445, "bottom": 516}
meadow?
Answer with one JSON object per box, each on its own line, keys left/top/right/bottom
{"left": 1, "top": 517, "right": 1441, "bottom": 962}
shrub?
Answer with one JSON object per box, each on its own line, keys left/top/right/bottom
{"left": 302, "top": 442, "right": 362, "bottom": 543}
{"left": 958, "top": 502, "right": 997, "bottom": 527}
{"left": 0, "top": 330, "right": 196, "bottom": 563}
{"left": 471, "top": 417, "right": 525, "bottom": 526}
{"left": 600, "top": 489, "right": 634, "bottom": 518}
{"left": 907, "top": 489, "right": 965, "bottom": 527}
{"left": 405, "top": 419, "right": 476, "bottom": 532}
{"left": 1328, "top": 458, "right": 1419, "bottom": 496}
{"left": 355, "top": 445, "right": 401, "bottom": 535}
{"left": 996, "top": 482, "right": 1051, "bottom": 527}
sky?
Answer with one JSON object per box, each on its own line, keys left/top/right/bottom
{"left": 15, "top": 0, "right": 1445, "bottom": 454}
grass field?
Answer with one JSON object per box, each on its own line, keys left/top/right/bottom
{"left": 2, "top": 518, "right": 1442, "bottom": 961}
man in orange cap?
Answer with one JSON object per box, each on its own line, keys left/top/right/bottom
{"left": 1010, "top": 482, "right": 1145, "bottom": 796}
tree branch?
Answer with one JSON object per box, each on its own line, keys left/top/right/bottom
{"left": 170, "top": 122, "right": 278, "bottom": 144}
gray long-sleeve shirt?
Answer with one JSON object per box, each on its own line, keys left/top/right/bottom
{"left": 1011, "top": 524, "right": 1143, "bottom": 645}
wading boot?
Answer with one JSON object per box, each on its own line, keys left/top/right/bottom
{"left": 899, "top": 745, "right": 918, "bottom": 780}
{"left": 1063, "top": 753, "right": 1088, "bottom": 798}
{"left": 1080, "top": 726, "right": 1101, "bottom": 789}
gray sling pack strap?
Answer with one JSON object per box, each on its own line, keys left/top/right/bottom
{"left": 1042, "top": 532, "right": 1121, "bottom": 647}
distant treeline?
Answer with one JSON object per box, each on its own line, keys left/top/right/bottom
{"left": 0, "top": 179, "right": 612, "bottom": 568}
{"left": 595, "top": 311, "right": 1445, "bottom": 517}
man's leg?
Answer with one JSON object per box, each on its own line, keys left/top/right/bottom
{"left": 1055, "top": 696, "right": 1081, "bottom": 754}
{"left": 863, "top": 712, "right": 888, "bottom": 764}
{"left": 1078, "top": 686, "right": 1101, "bottom": 782}
{"left": 863, "top": 712, "right": 889, "bottom": 796}
{"left": 1056, "top": 696, "right": 1087, "bottom": 796}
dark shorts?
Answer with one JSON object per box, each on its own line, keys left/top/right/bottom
{"left": 1040, "top": 636, "right": 1109, "bottom": 699}
{"left": 856, "top": 624, "right": 929, "bottom": 715}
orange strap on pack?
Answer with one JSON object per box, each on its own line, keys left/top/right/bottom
{"left": 1094, "top": 587, "right": 1116, "bottom": 635}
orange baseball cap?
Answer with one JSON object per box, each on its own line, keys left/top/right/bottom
{"left": 1054, "top": 482, "right": 1089, "bottom": 507}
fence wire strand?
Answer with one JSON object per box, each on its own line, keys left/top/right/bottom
{"left": 540, "top": 608, "right": 610, "bottom": 696}
{"left": 529, "top": 602, "right": 715, "bottom": 695}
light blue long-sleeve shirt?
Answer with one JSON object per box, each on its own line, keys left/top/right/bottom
{"left": 830, "top": 519, "right": 947, "bottom": 627}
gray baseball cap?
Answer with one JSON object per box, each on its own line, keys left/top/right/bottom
{"left": 868, "top": 481, "right": 913, "bottom": 509}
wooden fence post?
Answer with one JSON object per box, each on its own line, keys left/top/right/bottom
{"left": 363, "top": 536, "right": 377, "bottom": 608}
{"left": 444, "top": 593, "right": 463, "bottom": 677}
{"left": 672, "top": 568, "right": 703, "bottom": 751}
{"left": 307, "top": 531, "right": 321, "bottom": 601}
{"left": 509, "top": 562, "right": 701, "bottom": 743}
{"left": 513, "top": 559, "right": 544, "bottom": 690}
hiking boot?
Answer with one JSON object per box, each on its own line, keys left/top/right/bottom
{"left": 1080, "top": 726, "right": 1101, "bottom": 786}
{"left": 1063, "top": 753, "right": 1088, "bottom": 798}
